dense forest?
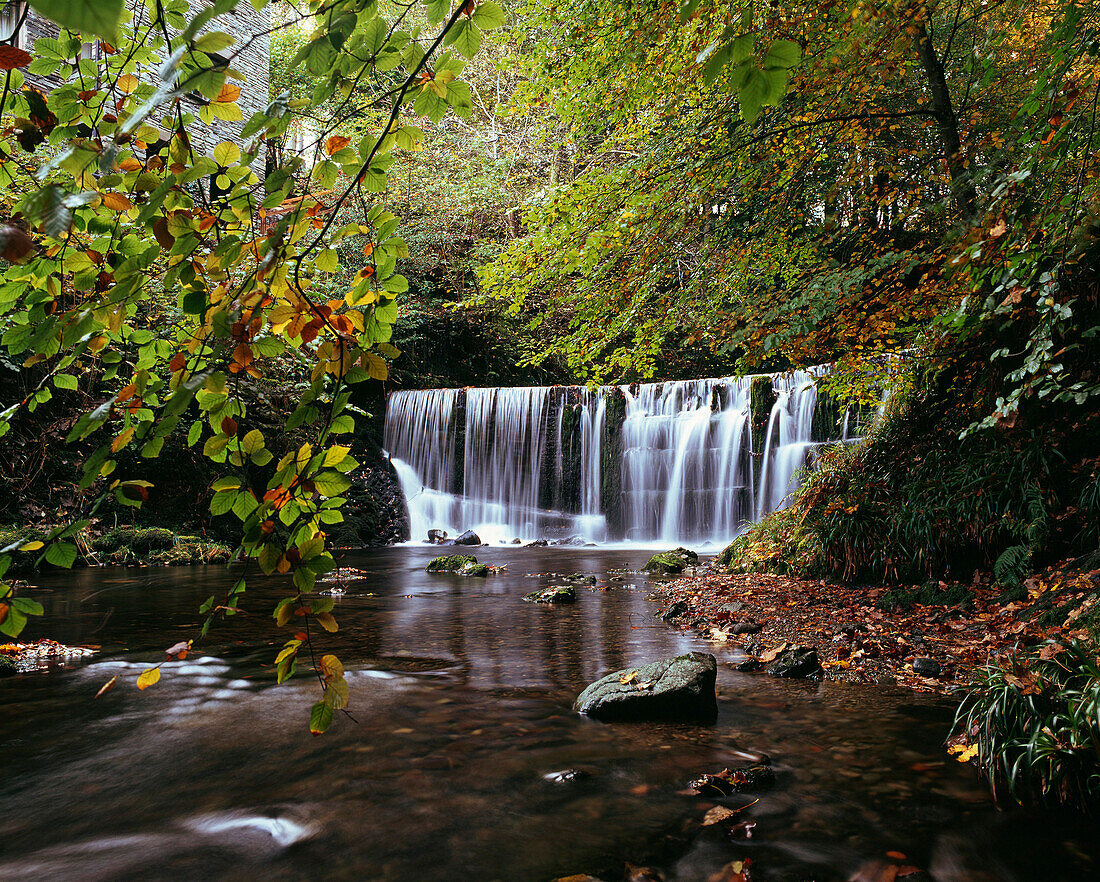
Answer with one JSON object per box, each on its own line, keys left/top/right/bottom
{"left": 1, "top": 0, "right": 1100, "bottom": 865}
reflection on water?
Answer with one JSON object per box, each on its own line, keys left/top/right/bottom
{"left": 0, "top": 548, "right": 1092, "bottom": 881}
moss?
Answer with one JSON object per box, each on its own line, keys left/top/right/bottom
{"left": 426, "top": 554, "right": 478, "bottom": 572}
{"left": 523, "top": 585, "right": 576, "bottom": 603}
{"left": 93, "top": 527, "right": 176, "bottom": 554}
{"left": 0, "top": 655, "right": 17, "bottom": 676}
{"left": 644, "top": 547, "right": 700, "bottom": 574}
{"left": 460, "top": 562, "right": 490, "bottom": 577}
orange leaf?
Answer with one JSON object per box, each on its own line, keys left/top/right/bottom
{"left": 325, "top": 135, "right": 351, "bottom": 155}
{"left": 94, "top": 675, "right": 118, "bottom": 698}
{"left": 111, "top": 426, "right": 135, "bottom": 453}
{"left": 232, "top": 341, "right": 253, "bottom": 366}
{"left": 118, "top": 157, "right": 142, "bottom": 172}
{"left": 168, "top": 352, "right": 187, "bottom": 372}
{"left": 221, "top": 416, "right": 238, "bottom": 435}
{"left": 216, "top": 82, "right": 241, "bottom": 103}
{"left": 101, "top": 192, "right": 133, "bottom": 212}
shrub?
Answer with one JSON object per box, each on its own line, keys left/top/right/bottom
{"left": 953, "top": 641, "right": 1100, "bottom": 809}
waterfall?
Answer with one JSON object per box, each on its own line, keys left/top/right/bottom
{"left": 384, "top": 389, "right": 463, "bottom": 541}
{"left": 383, "top": 369, "right": 853, "bottom": 545}
{"left": 756, "top": 372, "right": 819, "bottom": 519}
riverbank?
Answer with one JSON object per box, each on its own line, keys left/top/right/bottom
{"left": 653, "top": 559, "right": 1100, "bottom": 694}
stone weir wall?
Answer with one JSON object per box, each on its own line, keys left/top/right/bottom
{"left": 384, "top": 373, "right": 884, "bottom": 545}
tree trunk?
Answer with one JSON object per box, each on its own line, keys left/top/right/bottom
{"left": 913, "top": 21, "right": 976, "bottom": 218}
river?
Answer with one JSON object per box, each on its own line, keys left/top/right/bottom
{"left": 0, "top": 547, "right": 1086, "bottom": 881}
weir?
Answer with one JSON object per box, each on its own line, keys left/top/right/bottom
{"left": 384, "top": 370, "right": 864, "bottom": 545}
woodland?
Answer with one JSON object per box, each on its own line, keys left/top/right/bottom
{"left": 1, "top": 0, "right": 1100, "bottom": 869}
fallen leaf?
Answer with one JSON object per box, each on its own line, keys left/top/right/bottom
{"left": 94, "top": 675, "right": 118, "bottom": 698}
{"left": 701, "top": 806, "right": 737, "bottom": 826}
{"left": 757, "top": 642, "right": 788, "bottom": 663}
{"left": 619, "top": 669, "right": 638, "bottom": 685}
{"left": 165, "top": 639, "right": 191, "bottom": 659}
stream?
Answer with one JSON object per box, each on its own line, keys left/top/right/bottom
{"left": 0, "top": 547, "right": 1088, "bottom": 881}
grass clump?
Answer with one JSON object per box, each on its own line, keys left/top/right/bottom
{"left": 954, "top": 641, "right": 1100, "bottom": 810}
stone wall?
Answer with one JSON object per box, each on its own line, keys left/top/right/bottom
{"left": 16, "top": 0, "right": 269, "bottom": 174}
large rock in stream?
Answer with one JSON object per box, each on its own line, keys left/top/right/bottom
{"left": 573, "top": 652, "right": 718, "bottom": 722}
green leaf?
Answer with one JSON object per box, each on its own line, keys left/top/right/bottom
{"left": 313, "top": 471, "right": 352, "bottom": 496}
{"left": 240, "top": 428, "right": 264, "bottom": 455}
{"left": 44, "top": 541, "right": 78, "bottom": 568}
{"left": 737, "top": 65, "right": 770, "bottom": 122}
{"left": 763, "top": 39, "right": 801, "bottom": 70}
{"left": 28, "top": 0, "right": 124, "bottom": 40}
{"left": 471, "top": 2, "right": 506, "bottom": 29}
{"left": 309, "top": 700, "right": 334, "bottom": 734}
{"left": 53, "top": 373, "right": 79, "bottom": 390}
{"left": 448, "top": 19, "right": 481, "bottom": 58}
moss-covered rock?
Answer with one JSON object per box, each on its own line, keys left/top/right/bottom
{"left": 523, "top": 585, "right": 577, "bottom": 603}
{"left": 93, "top": 527, "right": 176, "bottom": 554}
{"left": 426, "top": 554, "right": 478, "bottom": 572}
{"left": 0, "top": 655, "right": 17, "bottom": 676}
{"left": 460, "top": 562, "right": 490, "bottom": 577}
{"left": 643, "top": 547, "right": 699, "bottom": 574}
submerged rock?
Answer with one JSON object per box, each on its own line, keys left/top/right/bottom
{"left": 573, "top": 652, "right": 718, "bottom": 722}
{"left": 427, "top": 529, "right": 448, "bottom": 544}
{"left": 767, "top": 647, "right": 820, "bottom": 678}
{"left": 426, "top": 554, "right": 478, "bottom": 573}
{"left": 642, "top": 547, "right": 699, "bottom": 575}
{"left": 523, "top": 585, "right": 577, "bottom": 604}
{"left": 525, "top": 539, "right": 549, "bottom": 547}
{"left": 689, "top": 763, "right": 775, "bottom": 795}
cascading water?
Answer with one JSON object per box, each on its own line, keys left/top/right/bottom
{"left": 756, "top": 371, "right": 819, "bottom": 519}
{"left": 384, "top": 369, "right": 854, "bottom": 546}
{"left": 621, "top": 378, "right": 753, "bottom": 544}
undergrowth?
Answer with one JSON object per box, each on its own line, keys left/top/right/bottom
{"left": 722, "top": 365, "right": 1100, "bottom": 584}
{"left": 954, "top": 641, "right": 1100, "bottom": 810}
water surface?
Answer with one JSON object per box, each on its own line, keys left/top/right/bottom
{"left": 0, "top": 547, "right": 1076, "bottom": 880}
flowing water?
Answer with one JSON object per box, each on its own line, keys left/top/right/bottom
{"left": 384, "top": 372, "right": 844, "bottom": 547}
{"left": 4, "top": 548, "right": 1088, "bottom": 882}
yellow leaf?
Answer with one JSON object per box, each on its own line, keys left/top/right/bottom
{"left": 136, "top": 667, "right": 161, "bottom": 690}
{"left": 319, "top": 654, "right": 344, "bottom": 679}
{"left": 364, "top": 351, "right": 388, "bottom": 380}
{"left": 102, "top": 192, "right": 134, "bottom": 212}
{"left": 21, "top": 540, "right": 44, "bottom": 551}
{"left": 949, "top": 743, "right": 979, "bottom": 762}
{"left": 116, "top": 73, "right": 138, "bottom": 93}
{"left": 316, "top": 611, "right": 338, "bottom": 632}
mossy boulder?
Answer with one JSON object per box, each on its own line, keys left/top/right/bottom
{"left": 573, "top": 652, "right": 718, "bottom": 722}
{"left": 0, "top": 655, "right": 17, "bottom": 677}
{"left": 523, "top": 585, "right": 577, "bottom": 604}
{"left": 460, "top": 562, "right": 490, "bottom": 577}
{"left": 643, "top": 547, "right": 699, "bottom": 575}
{"left": 93, "top": 527, "right": 176, "bottom": 554}
{"left": 426, "top": 554, "right": 478, "bottom": 573}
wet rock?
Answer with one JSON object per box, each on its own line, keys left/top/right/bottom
{"left": 625, "top": 865, "right": 666, "bottom": 882}
{"left": 427, "top": 529, "right": 448, "bottom": 544}
{"left": 563, "top": 573, "right": 597, "bottom": 585}
{"left": 511, "top": 538, "right": 522, "bottom": 544}
{"left": 767, "top": 647, "right": 820, "bottom": 678}
{"left": 453, "top": 529, "right": 481, "bottom": 546}
{"left": 523, "top": 585, "right": 577, "bottom": 604}
{"left": 643, "top": 547, "right": 699, "bottom": 574}
{"left": 525, "top": 539, "right": 549, "bottom": 547}
{"left": 912, "top": 657, "right": 941, "bottom": 677}
{"left": 554, "top": 536, "right": 587, "bottom": 547}
{"left": 734, "top": 658, "right": 763, "bottom": 672}
{"left": 459, "top": 561, "right": 490, "bottom": 577}
{"left": 542, "top": 768, "right": 590, "bottom": 785}
{"left": 658, "top": 600, "right": 689, "bottom": 621}
{"left": 730, "top": 620, "right": 761, "bottom": 635}
{"left": 573, "top": 651, "right": 718, "bottom": 722}
{"left": 426, "top": 554, "right": 478, "bottom": 573}
{"left": 689, "top": 764, "right": 775, "bottom": 795}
